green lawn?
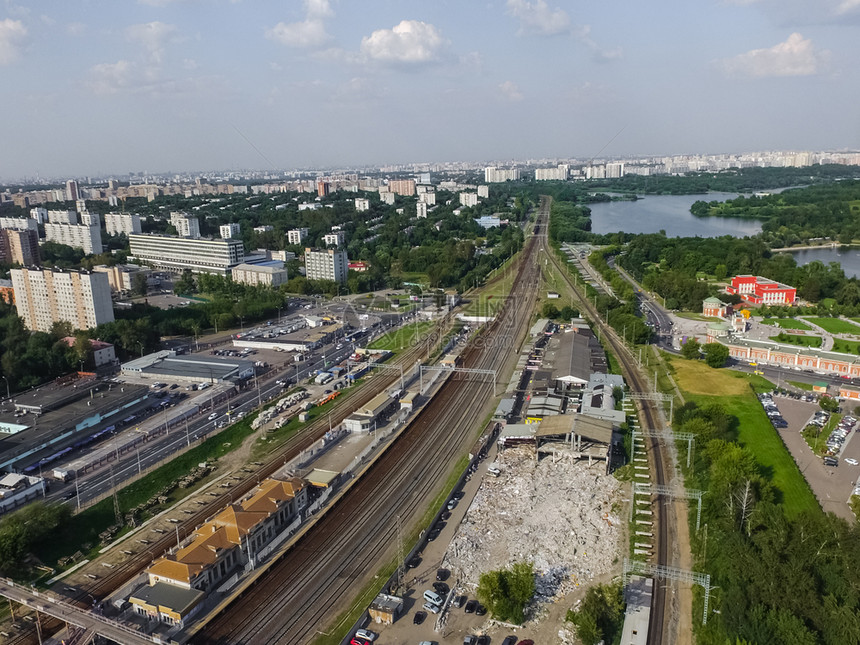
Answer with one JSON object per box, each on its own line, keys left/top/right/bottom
{"left": 674, "top": 312, "right": 714, "bottom": 321}
{"left": 368, "top": 321, "right": 436, "bottom": 353}
{"left": 787, "top": 380, "right": 814, "bottom": 391}
{"left": 669, "top": 357, "right": 819, "bottom": 518}
{"left": 832, "top": 338, "right": 860, "bottom": 355}
{"left": 768, "top": 334, "right": 823, "bottom": 348}
{"left": 761, "top": 317, "right": 813, "bottom": 331}
{"left": 803, "top": 317, "right": 860, "bottom": 335}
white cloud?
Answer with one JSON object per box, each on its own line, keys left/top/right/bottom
{"left": 266, "top": 0, "right": 333, "bottom": 49}
{"left": 720, "top": 32, "right": 829, "bottom": 77}
{"left": 87, "top": 60, "right": 135, "bottom": 95}
{"left": 499, "top": 80, "right": 524, "bottom": 101}
{"left": 836, "top": 0, "right": 860, "bottom": 13}
{"left": 126, "top": 21, "right": 179, "bottom": 65}
{"left": 182, "top": 58, "right": 198, "bottom": 70}
{"left": 506, "top": 0, "right": 572, "bottom": 36}
{"left": 360, "top": 20, "right": 446, "bottom": 65}
{"left": 0, "top": 18, "right": 27, "bottom": 65}
{"left": 266, "top": 19, "right": 330, "bottom": 48}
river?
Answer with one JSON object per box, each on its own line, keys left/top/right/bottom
{"left": 784, "top": 246, "right": 860, "bottom": 279}
{"left": 588, "top": 192, "right": 763, "bottom": 238}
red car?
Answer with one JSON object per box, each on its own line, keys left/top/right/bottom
{"left": 517, "top": 640, "right": 535, "bottom": 645}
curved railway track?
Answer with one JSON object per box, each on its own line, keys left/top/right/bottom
{"left": 4, "top": 325, "right": 448, "bottom": 645}
{"left": 193, "top": 214, "right": 543, "bottom": 644}
{"left": 540, "top": 196, "right": 671, "bottom": 645}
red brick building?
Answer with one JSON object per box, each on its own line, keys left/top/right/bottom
{"left": 726, "top": 275, "right": 796, "bottom": 305}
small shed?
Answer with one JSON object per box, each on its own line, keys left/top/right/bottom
{"left": 369, "top": 593, "right": 403, "bottom": 624}
{"left": 812, "top": 382, "right": 829, "bottom": 394}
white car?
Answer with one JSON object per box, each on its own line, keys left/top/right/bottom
{"left": 845, "top": 458, "right": 859, "bottom": 466}
{"left": 354, "top": 629, "right": 377, "bottom": 641}
{"left": 208, "top": 412, "right": 219, "bottom": 421}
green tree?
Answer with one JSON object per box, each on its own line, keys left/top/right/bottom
{"left": 567, "top": 581, "right": 625, "bottom": 645}
{"left": 476, "top": 561, "right": 535, "bottom": 624}
{"left": 819, "top": 396, "right": 838, "bottom": 412}
{"left": 131, "top": 272, "right": 148, "bottom": 297}
{"left": 703, "top": 342, "right": 730, "bottom": 368}
{"left": 681, "top": 337, "right": 701, "bottom": 360}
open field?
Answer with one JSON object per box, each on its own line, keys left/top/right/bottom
{"left": 762, "top": 317, "right": 813, "bottom": 331}
{"left": 803, "top": 317, "right": 860, "bottom": 335}
{"left": 768, "top": 334, "right": 823, "bottom": 348}
{"left": 832, "top": 338, "right": 860, "bottom": 355}
{"left": 668, "top": 356, "right": 819, "bottom": 517}
{"left": 368, "top": 320, "right": 436, "bottom": 352}
{"left": 787, "top": 380, "right": 814, "bottom": 391}
{"left": 674, "top": 312, "right": 713, "bottom": 322}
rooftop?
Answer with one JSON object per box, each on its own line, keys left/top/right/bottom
{"left": 130, "top": 582, "right": 205, "bottom": 616}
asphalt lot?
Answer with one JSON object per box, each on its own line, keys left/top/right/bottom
{"left": 769, "top": 394, "right": 860, "bottom": 520}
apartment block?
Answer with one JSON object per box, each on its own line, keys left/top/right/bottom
{"left": 287, "top": 228, "right": 309, "bottom": 245}
{"left": 105, "top": 212, "right": 142, "bottom": 236}
{"left": 459, "top": 192, "right": 479, "bottom": 207}
{"left": 304, "top": 247, "right": 348, "bottom": 284}
{"left": 48, "top": 209, "right": 77, "bottom": 225}
{"left": 416, "top": 202, "right": 428, "bottom": 219}
{"left": 93, "top": 263, "right": 152, "bottom": 292}
{"left": 170, "top": 212, "right": 201, "bottom": 239}
{"left": 418, "top": 191, "right": 436, "bottom": 206}
{"left": 220, "top": 223, "right": 241, "bottom": 239}
{"left": 0, "top": 216, "right": 38, "bottom": 232}
{"left": 477, "top": 185, "right": 489, "bottom": 198}
{"left": 0, "top": 229, "right": 40, "bottom": 266}
{"left": 11, "top": 268, "right": 114, "bottom": 332}
{"left": 44, "top": 222, "right": 103, "bottom": 254}
{"left": 388, "top": 179, "right": 416, "bottom": 196}
{"left": 354, "top": 198, "right": 370, "bottom": 212}
{"left": 129, "top": 234, "right": 244, "bottom": 275}
{"left": 484, "top": 167, "right": 521, "bottom": 183}
{"left": 379, "top": 191, "right": 396, "bottom": 205}
{"left": 323, "top": 231, "right": 345, "bottom": 247}
{"left": 231, "top": 263, "right": 288, "bottom": 287}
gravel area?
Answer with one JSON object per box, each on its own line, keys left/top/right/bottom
{"left": 443, "top": 446, "right": 622, "bottom": 610}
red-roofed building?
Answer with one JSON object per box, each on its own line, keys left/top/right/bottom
{"left": 62, "top": 337, "right": 116, "bottom": 367}
{"left": 348, "top": 261, "right": 369, "bottom": 272}
{"left": 726, "top": 275, "right": 796, "bottom": 305}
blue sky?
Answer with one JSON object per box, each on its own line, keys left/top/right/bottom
{"left": 1, "top": 0, "right": 859, "bottom": 179}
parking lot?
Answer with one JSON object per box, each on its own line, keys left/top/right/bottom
{"left": 764, "top": 392, "right": 860, "bottom": 520}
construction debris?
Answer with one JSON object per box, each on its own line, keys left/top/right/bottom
{"left": 444, "top": 446, "right": 621, "bottom": 607}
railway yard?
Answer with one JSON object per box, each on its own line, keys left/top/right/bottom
{"left": 0, "top": 198, "right": 682, "bottom": 645}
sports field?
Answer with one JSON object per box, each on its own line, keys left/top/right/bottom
{"left": 669, "top": 357, "right": 819, "bottom": 517}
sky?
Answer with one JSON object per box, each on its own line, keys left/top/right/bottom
{"left": 1, "top": 0, "right": 860, "bottom": 180}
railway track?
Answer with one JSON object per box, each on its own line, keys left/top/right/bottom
{"left": 539, "top": 195, "right": 672, "bottom": 645}
{"left": 193, "top": 214, "right": 543, "bottom": 644}
{"left": 4, "top": 325, "right": 448, "bottom": 645}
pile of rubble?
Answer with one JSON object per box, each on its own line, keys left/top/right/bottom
{"left": 443, "top": 447, "right": 621, "bottom": 605}
{"left": 252, "top": 389, "right": 310, "bottom": 430}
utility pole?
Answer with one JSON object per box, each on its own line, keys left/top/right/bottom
{"left": 394, "top": 514, "right": 405, "bottom": 594}
{"left": 111, "top": 466, "right": 122, "bottom": 527}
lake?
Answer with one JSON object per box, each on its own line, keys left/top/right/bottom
{"left": 588, "top": 192, "right": 763, "bottom": 238}
{"left": 785, "top": 246, "right": 860, "bottom": 279}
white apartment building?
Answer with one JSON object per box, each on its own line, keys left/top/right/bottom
{"left": 484, "top": 167, "right": 521, "bottom": 183}
{"left": 105, "top": 212, "right": 142, "bottom": 236}
{"left": 304, "top": 248, "right": 348, "bottom": 285}
{"left": 129, "top": 234, "right": 244, "bottom": 275}
{"left": 416, "top": 202, "right": 428, "bottom": 219}
{"left": 459, "top": 192, "right": 479, "bottom": 207}
{"left": 0, "top": 216, "right": 38, "bottom": 232}
{"left": 477, "top": 185, "right": 489, "bottom": 198}
{"left": 254, "top": 225, "right": 274, "bottom": 234}
{"left": 287, "top": 228, "right": 309, "bottom": 245}
{"left": 44, "top": 222, "right": 103, "bottom": 254}
{"left": 11, "top": 268, "right": 114, "bottom": 332}
{"left": 379, "top": 191, "right": 395, "bottom": 205}
{"left": 29, "top": 207, "right": 48, "bottom": 224}
{"left": 220, "top": 223, "right": 241, "bottom": 239}
{"left": 355, "top": 198, "right": 370, "bottom": 212}
{"left": 48, "top": 209, "right": 77, "bottom": 225}
{"left": 323, "top": 231, "right": 345, "bottom": 247}
{"left": 80, "top": 211, "right": 100, "bottom": 227}
{"left": 231, "top": 263, "right": 288, "bottom": 287}
{"left": 605, "top": 162, "right": 625, "bottom": 178}
{"left": 170, "top": 212, "right": 201, "bottom": 238}
{"left": 418, "top": 191, "right": 436, "bottom": 206}
{"left": 534, "top": 164, "right": 570, "bottom": 181}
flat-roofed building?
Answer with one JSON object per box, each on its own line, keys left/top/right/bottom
{"left": 11, "top": 267, "right": 114, "bottom": 332}
{"left": 388, "top": 179, "right": 415, "bottom": 196}
{"left": 220, "top": 223, "right": 241, "bottom": 239}
{"left": 0, "top": 216, "right": 38, "bottom": 231}
{"left": 44, "top": 222, "right": 103, "bottom": 254}
{"left": 0, "top": 228, "right": 40, "bottom": 266}
{"left": 104, "top": 211, "right": 142, "bottom": 236}
{"left": 47, "top": 209, "right": 76, "bottom": 225}
{"left": 231, "top": 263, "right": 288, "bottom": 287}
{"left": 287, "top": 228, "right": 308, "bottom": 245}
{"left": 170, "top": 211, "right": 201, "bottom": 238}
{"left": 355, "top": 197, "right": 370, "bottom": 212}
{"left": 129, "top": 234, "right": 244, "bottom": 275}
{"left": 93, "top": 263, "right": 152, "bottom": 292}
{"left": 323, "top": 230, "right": 345, "bottom": 247}
{"left": 304, "top": 247, "right": 347, "bottom": 284}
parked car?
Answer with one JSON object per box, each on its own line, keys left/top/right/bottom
{"left": 475, "top": 604, "right": 487, "bottom": 616}
{"left": 433, "top": 582, "right": 449, "bottom": 595}
{"left": 354, "top": 629, "right": 376, "bottom": 641}
{"left": 502, "top": 637, "right": 518, "bottom": 645}
{"left": 452, "top": 595, "right": 466, "bottom": 608}
{"left": 465, "top": 600, "right": 478, "bottom": 613}
{"left": 477, "top": 637, "right": 490, "bottom": 645}
{"left": 846, "top": 458, "right": 859, "bottom": 466}
{"left": 436, "top": 568, "right": 450, "bottom": 581}
{"left": 413, "top": 610, "right": 427, "bottom": 625}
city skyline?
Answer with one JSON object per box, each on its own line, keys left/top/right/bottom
{"left": 2, "top": 0, "right": 859, "bottom": 180}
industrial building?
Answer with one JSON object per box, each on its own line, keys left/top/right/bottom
{"left": 0, "top": 473, "right": 47, "bottom": 516}
{"left": 129, "top": 234, "right": 245, "bottom": 275}
{"left": 121, "top": 351, "right": 255, "bottom": 384}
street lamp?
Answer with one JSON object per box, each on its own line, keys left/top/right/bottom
{"left": 136, "top": 341, "right": 144, "bottom": 357}
{"left": 0, "top": 375, "right": 9, "bottom": 400}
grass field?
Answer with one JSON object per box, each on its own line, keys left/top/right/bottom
{"left": 768, "top": 334, "right": 823, "bottom": 348}
{"left": 787, "top": 380, "right": 814, "bottom": 391}
{"left": 674, "top": 312, "right": 714, "bottom": 322}
{"left": 832, "top": 338, "right": 860, "bottom": 355}
{"left": 803, "top": 317, "right": 860, "bottom": 335}
{"left": 762, "top": 317, "right": 813, "bottom": 331}
{"left": 668, "top": 357, "right": 819, "bottom": 517}
{"left": 368, "top": 321, "right": 436, "bottom": 352}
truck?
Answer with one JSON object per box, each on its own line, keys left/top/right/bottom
{"left": 315, "top": 372, "right": 333, "bottom": 385}
{"left": 52, "top": 468, "right": 73, "bottom": 482}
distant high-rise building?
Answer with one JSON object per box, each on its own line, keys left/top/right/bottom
{"left": 48, "top": 209, "right": 77, "bottom": 225}
{"left": 416, "top": 202, "right": 428, "bottom": 219}
{"left": 379, "top": 191, "right": 396, "bottom": 205}
{"left": 65, "top": 180, "right": 79, "bottom": 202}
{"left": 484, "top": 167, "right": 521, "bottom": 183}
{"left": 29, "top": 207, "right": 48, "bottom": 224}
{"left": 477, "top": 185, "right": 489, "bottom": 198}
{"left": 354, "top": 198, "right": 370, "bottom": 212}
{"left": 44, "top": 222, "right": 103, "bottom": 254}
{"left": 418, "top": 191, "right": 436, "bottom": 206}
{"left": 388, "top": 179, "right": 416, "bottom": 196}
{"left": 304, "top": 247, "right": 348, "bottom": 284}
{"left": 534, "top": 165, "right": 570, "bottom": 181}
{"left": 220, "top": 223, "right": 241, "bottom": 239}
{"left": 0, "top": 216, "right": 38, "bottom": 232}
{"left": 11, "top": 268, "right": 114, "bottom": 332}
{"left": 0, "top": 229, "right": 40, "bottom": 266}
{"left": 80, "top": 211, "right": 100, "bottom": 227}
{"left": 170, "top": 212, "right": 201, "bottom": 238}
{"left": 317, "top": 181, "right": 330, "bottom": 197}
{"left": 105, "top": 212, "right": 142, "bottom": 236}
{"left": 605, "top": 162, "right": 625, "bottom": 178}
{"left": 459, "top": 192, "right": 479, "bottom": 207}
{"left": 287, "top": 228, "right": 309, "bottom": 245}
{"left": 323, "top": 231, "right": 345, "bottom": 247}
